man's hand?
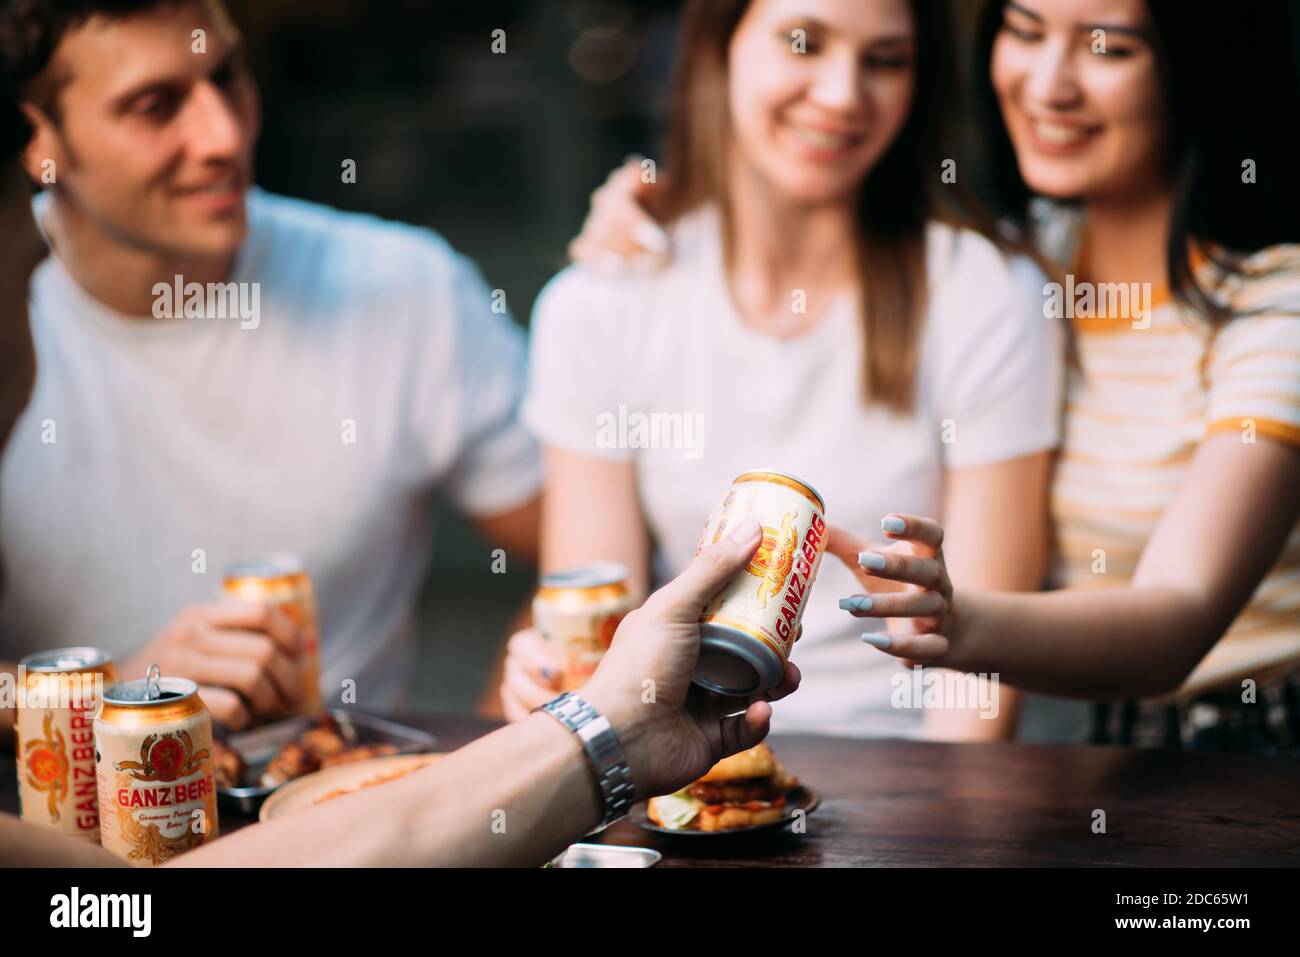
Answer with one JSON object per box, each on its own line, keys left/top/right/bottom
{"left": 582, "top": 518, "right": 801, "bottom": 799}
{"left": 123, "top": 602, "right": 305, "bottom": 730}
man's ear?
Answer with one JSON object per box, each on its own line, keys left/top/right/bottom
{"left": 19, "top": 102, "right": 63, "bottom": 186}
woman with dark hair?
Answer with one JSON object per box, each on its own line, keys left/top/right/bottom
{"left": 505, "top": 0, "right": 1063, "bottom": 742}
{"left": 840, "top": 0, "right": 1300, "bottom": 749}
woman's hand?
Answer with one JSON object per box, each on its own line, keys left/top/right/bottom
{"left": 826, "top": 514, "right": 967, "bottom": 669}
{"left": 581, "top": 518, "right": 800, "bottom": 799}
{"left": 567, "top": 157, "right": 672, "bottom": 275}
{"left": 499, "top": 627, "right": 563, "bottom": 723}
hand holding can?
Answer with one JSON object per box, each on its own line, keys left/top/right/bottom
{"left": 694, "top": 470, "right": 828, "bottom": 696}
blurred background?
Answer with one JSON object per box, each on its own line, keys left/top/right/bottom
{"left": 221, "top": 0, "right": 1297, "bottom": 739}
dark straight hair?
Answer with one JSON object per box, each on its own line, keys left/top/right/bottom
{"left": 661, "top": 0, "right": 996, "bottom": 414}
{"left": 974, "top": 0, "right": 1300, "bottom": 324}
{"left": 1, "top": 59, "right": 29, "bottom": 162}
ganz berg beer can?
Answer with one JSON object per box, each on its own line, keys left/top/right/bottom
{"left": 220, "top": 553, "right": 322, "bottom": 714}
{"left": 695, "top": 470, "right": 827, "bottom": 696}
{"left": 95, "top": 675, "right": 219, "bottom": 866}
{"left": 533, "top": 563, "right": 635, "bottom": 692}
{"left": 16, "top": 647, "right": 116, "bottom": 840}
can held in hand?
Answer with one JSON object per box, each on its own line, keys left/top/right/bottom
{"left": 220, "top": 553, "right": 322, "bottom": 714}
{"left": 16, "top": 647, "right": 116, "bottom": 840}
{"left": 695, "top": 470, "right": 827, "bottom": 696}
{"left": 533, "top": 563, "right": 635, "bottom": 692}
{"left": 95, "top": 672, "right": 219, "bottom": 866}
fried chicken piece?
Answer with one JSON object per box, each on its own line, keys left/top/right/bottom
{"left": 320, "top": 743, "right": 398, "bottom": 768}
{"left": 298, "top": 724, "right": 348, "bottom": 762}
{"left": 211, "top": 739, "right": 246, "bottom": 789}
{"left": 260, "top": 740, "right": 318, "bottom": 788}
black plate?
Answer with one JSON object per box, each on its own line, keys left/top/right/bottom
{"left": 631, "top": 785, "right": 820, "bottom": 837}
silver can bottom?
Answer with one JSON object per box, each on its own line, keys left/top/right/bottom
{"left": 693, "top": 622, "right": 786, "bottom": 696}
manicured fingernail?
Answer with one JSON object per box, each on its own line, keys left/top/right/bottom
{"left": 838, "top": 595, "right": 874, "bottom": 613}
{"left": 882, "top": 515, "right": 906, "bottom": 534}
{"left": 631, "top": 221, "right": 670, "bottom": 254}
{"left": 729, "top": 518, "right": 762, "bottom": 543}
{"left": 858, "top": 551, "right": 887, "bottom": 570}
{"left": 861, "top": 634, "right": 892, "bottom": 649}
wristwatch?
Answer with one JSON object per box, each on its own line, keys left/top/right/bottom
{"left": 538, "top": 692, "right": 636, "bottom": 831}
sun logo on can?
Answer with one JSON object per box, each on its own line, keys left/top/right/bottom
{"left": 746, "top": 510, "right": 799, "bottom": 609}
{"left": 115, "top": 731, "right": 211, "bottom": 783}
{"left": 24, "top": 712, "right": 70, "bottom": 821}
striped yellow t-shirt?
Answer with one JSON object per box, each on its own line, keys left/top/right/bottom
{"left": 1050, "top": 244, "right": 1300, "bottom": 697}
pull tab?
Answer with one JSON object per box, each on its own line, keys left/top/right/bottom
{"left": 146, "top": 663, "right": 161, "bottom": 701}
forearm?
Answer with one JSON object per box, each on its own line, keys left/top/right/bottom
{"left": 922, "top": 454, "right": 1046, "bottom": 740}
{"left": 0, "top": 816, "right": 123, "bottom": 867}
{"left": 959, "top": 585, "right": 1210, "bottom": 700}
{"left": 176, "top": 712, "right": 601, "bottom": 867}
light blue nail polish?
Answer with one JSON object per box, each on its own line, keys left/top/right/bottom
{"left": 838, "top": 595, "right": 874, "bottom": 613}
{"left": 882, "top": 516, "right": 906, "bottom": 534}
{"left": 858, "top": 551, "right": 887, "bottom": 570}
{"left": 541, "top": 667, "right": 555, "bottom": 680}
{"left": 861, "top": 634, "right": 893, "bottom": 649}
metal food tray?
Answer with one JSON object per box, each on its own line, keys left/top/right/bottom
{"left": 547, "top": 843, "right": 662, "bottom": 868}
{"left": 216, "top": 709, "right": 437, "bottom": 817}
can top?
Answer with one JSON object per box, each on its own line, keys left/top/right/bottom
{"left": 732, "top": 469, "right": 825, "bottom": 512}
{"left": 539, "top": 561, "right": 631, "bottom": 591}
{"left": 223, "top": 551, "right": 305, "bottom": 582}
{"left": 103, "top": 676, "right": 199, "bottom": 706}
{"left": 262, "top": 552, "right": 306, "bottom": 574}
{"left": 19, "top": 646, "right": 113, "bottom": 673}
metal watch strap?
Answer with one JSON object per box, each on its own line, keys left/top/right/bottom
{"left": 538, "top": 692, "right": 636, "bottom": 831}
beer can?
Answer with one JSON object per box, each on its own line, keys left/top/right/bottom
{"left": 533, "top": 563, "right": 635, "bottom": 692}
{"left": 220, "top": 553, "right": 322, "bottom": 713}
{"left": 695, "top": 470, "right": 828, "bottom": 696}
{"left": 15, "top": 647, "right": 116, "bottom": 840}
{"left": 95, "top": 674, "right": 219, "bottom": 866}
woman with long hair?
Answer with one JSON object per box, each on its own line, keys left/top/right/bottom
{"left": 837, "top": 0, "right": 1300, "bottom": 749}
{"left": 503, "top": 0, "right": 1063, "bottom": 740}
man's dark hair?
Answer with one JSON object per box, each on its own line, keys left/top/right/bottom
{"left": 0, "top": 0, "right": 181, "bottom": 119}
{"left": 1, "top": 60, "right": 29, "bottom": 160}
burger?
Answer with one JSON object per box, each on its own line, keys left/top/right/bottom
{"left": 647, "top": 743, "right": 798, "bottom": 831}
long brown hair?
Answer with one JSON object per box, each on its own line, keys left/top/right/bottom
{"left": 659, "top": 0, "right": 977, "bottom": 414}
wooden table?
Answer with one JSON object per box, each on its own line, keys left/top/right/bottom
{"left": 4, "top": 713, "right": 1298, "bottom": 866}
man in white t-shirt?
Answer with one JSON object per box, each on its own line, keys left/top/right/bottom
{"left": 0, "top": 0, "right": 540, "bottom": 726}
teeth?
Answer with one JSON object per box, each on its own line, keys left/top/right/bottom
{"left": 789, "top": 125, "right": 855, "bottom": 151}
{"left": 1033, "top": 121, "right": 1089, "bottom": 145}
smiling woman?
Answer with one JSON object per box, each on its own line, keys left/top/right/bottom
{"left": 836, "top": 0, "right": 1300, "bottom": 750}
{"left": 506, "top": 0, "right": 1062, "bottom": 743}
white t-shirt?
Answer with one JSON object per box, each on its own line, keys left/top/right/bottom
{"left": 524, "top": 207, "right": 1062, "bottom": 738}
{"left": 0, "top": 189, "right": 541, "bottom": 706}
